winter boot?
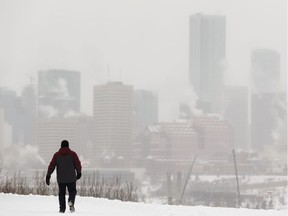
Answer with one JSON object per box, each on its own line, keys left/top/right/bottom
{"left": 68, "top": 201, "right": 75, "bottom": 213}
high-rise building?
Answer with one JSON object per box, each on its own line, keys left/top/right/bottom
{"left": 250, "top": 49, "right": 286, "bottom": 152}
{"left": 133, "top": 90, "right": 158, "bottom": 135}
{"left": 189, "top": 13, "right": 226, "bottom": 113}
{"left": 0, "top": 88, "right": 23, "bottom": 145}
{"left": 93, "top": 82, "right": 133, "bottom": 161}
{"left": 38, "top": 117, "right": 78, "bottom": 163}
{"left": 223, "top": 86, "right": 249, "bottom": 150}
{"left": 0, "top": 108, "right": 12, "bottom": 151}
{"left": 21, "top": 84, "right": 37, "bottom": 145}
{"left": 38, "top": 116, "right": 92, "bottom": 164}
{"left": 38, "top": 69, "right": 81, "bottom": 118}
{"left": 251, "top": 49, "right": 281, "bottom": 94}
{"left": 251, "top": 92, "right": 286, "bottom": 152}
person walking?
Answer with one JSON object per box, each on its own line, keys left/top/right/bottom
{"left": 45, "top": 140, "right": 82, "bottom": 213}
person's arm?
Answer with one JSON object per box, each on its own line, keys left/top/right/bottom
{"left": 72, "top": 152, "right": 82, "bottom": 179}
{"left": 46, "top": 153, "right": 57, "bottom": 185}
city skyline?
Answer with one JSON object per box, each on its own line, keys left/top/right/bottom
{"left": 0, "top": 1, "right": 286, "bottom": 209}
{"left": 0, "top": 0, "right": 285, "bottom": 120}
{"left": 0, "top": 0, "right": 286, "bottom": 169}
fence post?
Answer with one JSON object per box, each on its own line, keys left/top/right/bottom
{"left": 233, "top": 149, "right": 241, "bottom": 207}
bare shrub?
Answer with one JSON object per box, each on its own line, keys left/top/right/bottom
{"left": 34, "top": 171, "right": 49, "bottom": 195}
{"left": 15, "top": 172, "right": 29, "bottom": 195}
{"left": 0, "top": 152, "right": 3, "bottom": 185}
{"left": 1, "top": 176, "right": 15, "bottom": 193}
{"left": 0, "top": 152, "right": 3, "bottom": 176}
{"left": 0, "top": 170, "right": 138, "bottom": 202}
{"left": 77, "top": 173, "right": 138, "bottom": 202}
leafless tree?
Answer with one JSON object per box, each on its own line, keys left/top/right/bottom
{"left": 0, "top": 153, "right": 4, "bottom": 191}
{"left": 0, "top": 152, "right": 3, "bottom": 178}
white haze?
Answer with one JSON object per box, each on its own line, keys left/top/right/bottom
{"left": 0, "top": 0, "right": 285, "bottom": 120}
{"left": 2, "top": 145, "right": 45, "bottom": 173}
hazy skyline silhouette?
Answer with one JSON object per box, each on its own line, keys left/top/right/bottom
{"left": 0, "top": 0, "right": 286, "bottom": 121}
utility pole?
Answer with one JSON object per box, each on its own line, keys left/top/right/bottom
{"left": 179, "top": 154, "right": 197, "bottom": 205}
{"left": 233, "top": 149, "right": 241, "bottom": 207}
{"left": 167, "top": 172, "right": 173, "bottom": 205}
{"left": 176, "top": 172, "right": 182, "bottom": 204}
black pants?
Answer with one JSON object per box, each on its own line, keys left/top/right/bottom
{"left": 58, "top": 182, "right": 77, "bottom": 212}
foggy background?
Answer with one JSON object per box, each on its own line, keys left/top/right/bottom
{"left": 0, "top": 0, "right": 286, "bottom": 119}
{"left": 0, "top": 0, "right": 286, "bottom": 208}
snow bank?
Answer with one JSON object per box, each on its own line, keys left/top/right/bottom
{"left": 0, "top": 193, "right": 286, "bottom": 216}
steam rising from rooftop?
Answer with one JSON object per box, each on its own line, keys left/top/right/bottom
{"left": 2, "top": 145, "right": 45, "bottom": 173}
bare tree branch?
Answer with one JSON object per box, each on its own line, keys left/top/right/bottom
{"left": 0, "top": 152, "right": 3, "bottom": 175}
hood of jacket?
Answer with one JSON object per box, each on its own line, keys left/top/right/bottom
{"left": 58, "top": 147, "right": 71, "bottom": 155}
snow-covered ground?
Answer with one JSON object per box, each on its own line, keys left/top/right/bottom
{"left": 0, "top": 193, "right": 286, "bottom": 216}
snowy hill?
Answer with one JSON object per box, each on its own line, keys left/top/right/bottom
{"left": 0, "top": 193, "right": 286, "bottom": 216}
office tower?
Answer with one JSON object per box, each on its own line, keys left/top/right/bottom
{"left": 21, "top": 83, "right": 37, "bottom": 145}
{"left": 251, "top": 93, "right": 286, "bottom": 151}
{"left": 93, "top": 82, "right": 133, "bottom": 161}
{"left": 223, "top": 86, "right": 249, "bottom": 150}
{"left": 38, "top": 69, "right": 81, "bottom": 118}
{"left": 251, "top": 49, "right": 281, "bottom": 94}
{"left": 0, "top": 109, "right": 13, "bottom": 151}
{"left": 250, "top": 49, "right": 286, "bottom": 151}
{"left": 189, "top": 13, "right": 226, "bottom": 113}
{"left": 133, "top": 90, "right": 158, "bottom": 135}
{"left": 0, "top": 88, "right": 23, "bottom": 144}
{"left": 38, "top": 116, "right": 92, "bottom": 163}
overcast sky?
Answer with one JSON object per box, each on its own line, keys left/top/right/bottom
{"left": 0, "top": 0, "right": 286, "bottom": 120}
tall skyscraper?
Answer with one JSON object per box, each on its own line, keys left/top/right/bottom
{"left": 250, "top": 49, "right": 286, "bottom": 152}
{"left": 0, "top": 109, "right": 12, "bottom": 151}
{"left": 21, "top": 83, "right": 37, "bottom": 145}
{"left": 223, "top": 86, "right": 249, "bottom": 150}
{"left": 133, "top": 90, "right": 158, "bottom": 135}
{"left": 251, "top": 49, "right": 281, "bottom": 94}
{"left": 38, "top": 69, "right": 81, "bottom": 118}
{"left": 93, "top": 82, "right": 133, "bottom": 161}
{"left": 38, "top": 117, "right": 78, "bottom": 163}
{"left": 38, "top": 116, "right": 92, "bottom": 163}
{"left": 0, "top": 88, "right": 23, "bottom": 145}
{"left": 189, "top": 13, "right": 226, "bottom": 113}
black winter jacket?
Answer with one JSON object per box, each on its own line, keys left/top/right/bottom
{"left": 47, "top": 147, "right": 82, "bottom": 183}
